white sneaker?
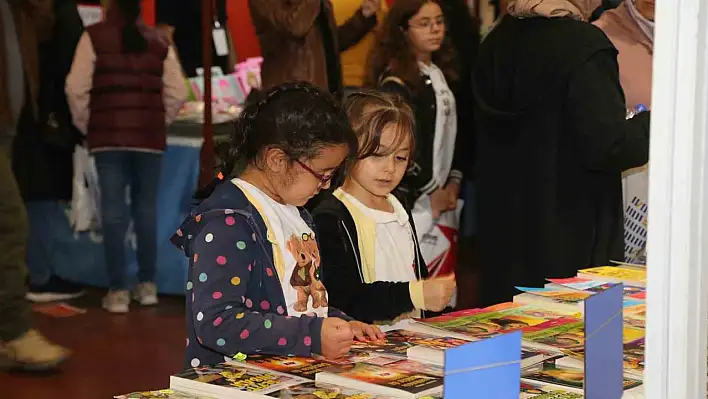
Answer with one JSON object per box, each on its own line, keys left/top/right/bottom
{"left": 102, "top": 290, "right": 130, "bottom": 313}
{"left": 133, "top": 282, "right": 159, "bottom": 306}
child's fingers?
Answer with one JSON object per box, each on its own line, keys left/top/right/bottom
{"left": 350, "top": 324, "right": 366, "bottom": 342}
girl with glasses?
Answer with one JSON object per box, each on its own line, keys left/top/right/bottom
{"left": 172, "top": 82, "right": 384, "bottom": 371}
{"left": 367, "top": 0, "right": 464, "bottom": 243}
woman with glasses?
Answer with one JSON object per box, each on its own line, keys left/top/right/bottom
{"left": 367, "top": 0, "right": 463, "bottom": 232}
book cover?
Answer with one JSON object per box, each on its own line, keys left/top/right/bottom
{"left": 114, "top": 390, "right": 204, "bottom": 399}
{"left": 622, "top": 338, "right": 645, "bottom": 375}
{"left": 522, "top": 317, "right": 644, "bottom": 353}
{"left": 547, "top": 278, "right": 646, "bottom": 299}
{"left": 349, "top": 337, "right": 412, "bottom": 358}
{"left": 316, "top": 363, "right": 442, "bottom": 398}
{"left": 418, "top": 303, "right": 571, "bottom": 340}
{"left": 519, "top": 381, "right": 583, "bottom": 399}
{"left": 522, "top": 364, "right": 642, "bottom": 392}
{"left": 246, "top": 355, "right": 334, "bottom": 380}
{"left": 515, "top": 287, "right": 591, "bottom": 303}
{"left": 171, "top": 363, "right": 306, "bottom": 396}
{"left": 577, "top": 266, "right": 646, "bottom": 286}
{"left": 387, "top": 359, "right": 444, "bottom": 377}
{"left": 388, "top": 330, "right": 469, "bottom": 350}
{"left": 267, "top": 382, "right": 390, "bottom": 399}
{"left": 522, "top": 318, "right": 586, "bottom": 352}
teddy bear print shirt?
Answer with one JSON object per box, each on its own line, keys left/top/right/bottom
{"left": 233, "top": 179, "right": 329, "bottom": 318}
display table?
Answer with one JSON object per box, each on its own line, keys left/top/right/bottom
{"left": 36, "top": 120, "right": 234, "bottom": 295}
{"left": 115, "top": 319, "right": 646, "bottom": 398}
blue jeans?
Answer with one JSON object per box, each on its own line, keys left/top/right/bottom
{"left": 94, "top": 151, "right": 162, "bottom": 290}
{"left": 25, "top": 201, "right": 64, "bottom": 286}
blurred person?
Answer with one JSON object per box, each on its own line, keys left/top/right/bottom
{"left": 594, "top": 0, "right": 654, "bottom": 259}
{"left": 472, "top": 0, "right": 650, "bottom": 306}
{"left": 156, "top": 0, "right": 235, "bottom": 77}
{"left": 0, "top": 0, "right": 72, "bottom": 371}
{"left": 594, "top": 0, "right": 653, "bottom": 109}
{"left": 66, "top": 0, "right": 188, "bottom": 313}
{"left": 249, "top": 0, "right": 382, "bottom": 95}
{"left": 13, "top": 0, "right": 86, "bottom": 302}
{"left": 367, "top": 0, "right": 464, "bottom": 222}
{"left": 333, "top": 0, "right": 388, "bottom": 90}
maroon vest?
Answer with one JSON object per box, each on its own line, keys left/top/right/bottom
{"left": 87, "top": 16, "right": 169, "bottom": 152}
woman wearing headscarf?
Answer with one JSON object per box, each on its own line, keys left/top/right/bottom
{"left": 595, "top": 1, "right": 653, "bottom": 250}
{"left": 471, "top": 0, "right": 650, "bottom": 306}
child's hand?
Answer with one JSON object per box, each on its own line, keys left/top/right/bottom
{"left": 422, "top": 274, "right": 457, "bottom": 312}
{"left": 320, "top": 317, "right": 354, "bottom": 359}
{"left": 348, "top": 321, "right": 386, "bottom": 342}
{"left": 429, "top": 187, "right": 448, "bottom": 219}
{"left": 444, "top": 182, "right": 460, "bottom": 209}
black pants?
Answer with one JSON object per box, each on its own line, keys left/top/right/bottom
{"left": 0, "top": 136, "right": 30, "bottom": 341}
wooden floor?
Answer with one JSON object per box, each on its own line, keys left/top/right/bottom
{"left": 2, "top": 240, "right": 478, "bottom": 399}
{"left": 1, "top": 291, "right": 187, "bottom": 398}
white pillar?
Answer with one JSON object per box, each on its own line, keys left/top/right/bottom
{"left": 644, "top": 0, "right": 708, "bottom": 397}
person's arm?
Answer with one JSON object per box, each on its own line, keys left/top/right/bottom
{"left": 567, "top": 50, "right": 650, "bottom": 172}
{"left": 336, "top": 8, "right": 378, "bottom": 52}
{"left": 54, "top": 0, "right": 84, "bottom": 78}
{"left": 65, "top": 32, "right": 95, "bottom": 135}
{"left": 248, "top": 0, "right": 321, "bottom": 38}
{"left": 314, "top": 212, "right": 418, "bottom": 323}
{"left": 163, "top": 46, "right": 188, "bottom": 124}
{"left": 190, "top": 215, "right": 324, "bottom": 358}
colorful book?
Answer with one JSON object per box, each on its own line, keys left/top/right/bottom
{"left": 522, "top": 364, "right": 642, "bottom": 394}
{"left": 547, "top": 277, "right": 646, "bottom": 299}
{"left": 114, "top": 390, "right": 204, "bottom": 399}
{"left": 513, "top": 288, "right": 592, "bottom": 314}
{"left": 519, "top": 381, "right": 583, "bottom": 399}
{"left": 417, "top": 303, "right": 575, "bottom": 340}
{"left": 245, "top": 355, "right": 334, "bottom": 380}
{"left": 576, "top": 266, "right": 646, "bottom": 287}
{"left": 315, "top": 363, "right": 443, "bottom": 399}
{"left": 522, "top": 317, "right": 645, "bottom": 353}
{"left": 267, "top": 381, "right": 391, "bottom": 399}
{"left": 170, "top": 363, "right": 307, "bottom": 399}
{"left": 385, "top": 358, "right": 444, "bottom": 377}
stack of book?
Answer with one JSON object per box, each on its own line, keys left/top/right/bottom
{"left": 115, "top": 264, "right": 648, "bottom": 399}
{"left": 139, "top": 327, "right": 557, "bottom": 399}
{"left": 414, "top": 264, "right": 648, "bottom": 394}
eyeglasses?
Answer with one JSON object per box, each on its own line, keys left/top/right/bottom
{"left": 408, "top": 17, "right": 446, "bottom": 31}
{"left": 296, "top": 160, "right": 335, "bottom": 187}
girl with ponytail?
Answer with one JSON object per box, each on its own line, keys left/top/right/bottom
{"left": 66, "top": 0, "right": 188, "bottom": 313}
{"left": 172, "top": 82, "right": 384, "bottom": 370}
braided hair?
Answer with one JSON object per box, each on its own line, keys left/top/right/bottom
{"left": 195, "top": 82, "right": 357, "bottom": 201}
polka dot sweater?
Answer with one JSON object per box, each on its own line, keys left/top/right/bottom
{"left": 172, "top": 182, "right": 342, "bottom": 370}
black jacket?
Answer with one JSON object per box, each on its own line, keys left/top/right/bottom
{"left": 379, "top": 72, "right": 467, "bottom": 209}
{"left": 472, "top": 16, "right": 650, "bottom": 306}
{"left": 13, "top": 0, "right": 84, "bottom": 202}
{"left": 312, "top": 192, "right": 433, "bottom": 324}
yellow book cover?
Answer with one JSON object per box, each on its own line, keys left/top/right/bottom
{"left": 578, "top": 266, "right": 646, "bottom": 285}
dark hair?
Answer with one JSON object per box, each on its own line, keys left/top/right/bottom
{"left": 343, "top": 90, "right": 416, "bottom": 164}
{"left": 195, "top": 82, "right": 357, "bottom": 201}
{"left": 366, "top": 0, "right": 459, "bottom": 91}
{"left": 115, "top": 0, "right": 147, "bottom": 53}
